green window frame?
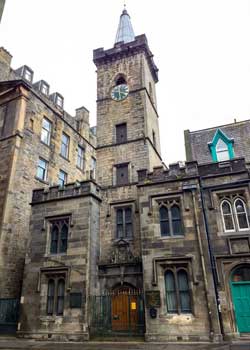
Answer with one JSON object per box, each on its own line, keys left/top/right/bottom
{"left": 208, "top": 129, "right": 234, "bottom": 162}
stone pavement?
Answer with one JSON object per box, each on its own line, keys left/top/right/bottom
{"left": 0, "top": 339, "right": 249, "bottom": 350}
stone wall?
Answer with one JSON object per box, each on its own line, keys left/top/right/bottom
{"left": 18, "top": 182, "right": 101, "bottom": 341}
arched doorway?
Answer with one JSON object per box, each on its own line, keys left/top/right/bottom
{"left": 111, "top": 286, "right": 140, "bottom": 331}
{"left": 230, "top": 265, "right": 250, "bottom": 333}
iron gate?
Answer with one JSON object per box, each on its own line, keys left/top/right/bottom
{"left": 0, "top": 299, "right": 19, "bottom": 334}
{"left": 89, "top": 290, "right": 145, "bottom": 336}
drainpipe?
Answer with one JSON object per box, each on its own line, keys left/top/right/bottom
{"left": 198, "top": 178, "right": 225, "bottom": 339}
{"left": 191, "top": 188, "right": 215, "bottom": 341}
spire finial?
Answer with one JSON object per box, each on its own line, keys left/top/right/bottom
{"left": 115, "top": 2, "right": 135, "bottom": 44}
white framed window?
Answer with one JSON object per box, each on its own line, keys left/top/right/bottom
{"left": 77, "top": 146, "right": 84, "bottom": 170}
{"left": 56, "top": 95, "right": 63, "bottom": 109}
{"left": 234, "top": 198, "right": 250, "bottom": 231}
{"left": 61, "top": 133, "right": 69, "bottom": 159}
{"left": 58, "top": 170, "right": 67, "bottom": 187}
{"left": 23, "top": 68, "right": 32, "bottom": 82}
{"left": 216, "top": 139, "right": 229, "bottom": 162}
{"left": 36, "top": 158, "right": 48, "bottom": 181}
{"left": 221, "top": 198, "right": 249, "bottom": 232}
{"left": 41, "top": 83, "right": 49, "bottom": 95}
{"left": 41, "top": 118, "right": 52, "bottom": 145}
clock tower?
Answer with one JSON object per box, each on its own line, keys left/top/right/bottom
{"left": 94, "top": 7, "right": 163, "bottom": 187}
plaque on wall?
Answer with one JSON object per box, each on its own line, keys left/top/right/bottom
{"left": 69, "top": 293, "right": 82, "bottom": 308}
{"left": 145, "top": 291, "right": 161, "bottom": 308}
{"left": 229, "top": 238, "right": 250, "bottom": 254}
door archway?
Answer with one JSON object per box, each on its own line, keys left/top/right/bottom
{"left": 230, "top": 265, "right": 250, "bottom": 333}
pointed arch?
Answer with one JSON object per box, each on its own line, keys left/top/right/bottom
{"left": 208, "top": 129, "right": 234, "bottom": 162}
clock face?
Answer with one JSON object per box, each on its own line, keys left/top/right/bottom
{"left": 111, "top": 84, "right": 129, "bottom": 101}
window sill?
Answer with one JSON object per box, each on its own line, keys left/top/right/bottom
{"left": 159, "top": 312, "right": 193, "bottom": 319}
{"left": 217, "top": 230, "right": 250, "bottom": 237}
{"left": 35, "top": 176, "right": 49, "bottom": 185}
{"left": 40, "top": 140, "right": 52, "bottom": 149}
{"left": 158, "top": 235, "right": 185, "bottom": 240}
{"left": 60, "top": 154, "right": 70, "bottom": 162}
{"left": 40, "top": 315, "right": 63, "bottom": 322}
{"left": 44, "top": 253, "right": 67, "bottom": 259}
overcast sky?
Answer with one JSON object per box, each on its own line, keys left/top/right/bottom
{"left": 1, "top": 0, "right": 250, "bottom": 165}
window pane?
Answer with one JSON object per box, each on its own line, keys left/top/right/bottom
{"left": 125, "top": 223, "right": 132, "bottom": 237}
{"left": 178, "top": 270, "right": 191, "bottom": 313}
{"left": 165, "top": 271, "right": 177, "bottom": 313}
{"left": 238, "top": 214, "right": 249, "bottom": 229}
{"left": 171, "top": 205, "right": 180, "bottom": 219}
{"left": 224, "top": 215, "right": 235, "bottom": 231}
{"left": 59, "top": 224, "right": 68, "bottom": 253}
{"left": 172, "top": 220, "right": 183, "bottom": 235}
{"left": 117, "top": 224, "right": 123, "bottom": 238}
{"left": 117, "top": 209, "right": 123, "bottom": 224}
{"left": 37, "top": 158, "right": 47, "bottom": 180}
{"left": 56, "top": 279, "right": 65, "bottom": 315}
{"left": 116, "top": 164, "right": 128, "bottom": 185}
{"left": 222, "top": 201, "right": 231, "bottom": 214}
{"left": 125, "top": 208, "right": 132, "bottom": 223}
{"left": 217, "top": 150, "right": 229, "bottom": 162}
{"left": 160, "top": 206, "right": 168, "bottom": 220}
{"left": 59, "top": 170, "right": 67, "bottom": 187}
{"left": 61, "top": 133, "right": 69, "bottom": 158}
{"left": 216, "top": 139, "right": 228, "bottom": 151}
{"left": 160, "top": 221, "right": 170, "bottom": 236}
{"left": 50, "top": 225, "right": 59, "bottom": 254}
{"left": 232, "top": 266, "right": 250, "bottom": 282}
{"left": 235, "top": 199, "right": 249, "bottom": 230}
{"left": 77, "top": 146, "right": 84, "bottom": 169}
{"left": 221, "top": 201, "right": 235, "bottom": 231}
{"left": 47, "top": 279, "right": 55, "bottom": 315}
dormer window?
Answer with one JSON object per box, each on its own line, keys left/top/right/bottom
{"left": 56, "top": 95, "right": 64, "bottom": 109}
{"left": 24, "top": 68, "right": 32, "bottom": 82}
{"left": 208, "top": 129, "right": 234, "bottom": 162}
{"left": 41, "top": 82, "right": 49, "bottom": 96}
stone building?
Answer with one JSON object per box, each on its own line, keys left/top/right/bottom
{"left": 0, "top": 47, "right": 96, "bottom": 302}
{"left": 1, "top": 6, "right": 250, "bottom": 343}
{"left": 0, "top": 0, "right": 5, "bottom": 23}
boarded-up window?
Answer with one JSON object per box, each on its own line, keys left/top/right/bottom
{"left": 116, "top": 123, "right": 127, "bottom": 143}
{"left": 116, "top": 163, "right": 129, "bottom": 185}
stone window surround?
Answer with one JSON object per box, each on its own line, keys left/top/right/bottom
{"left": 152, "top": 194, "right": 186, "bottom": 239}
{"left": 213, "top": 188, "right": 250, "bottom": 236}
{"left": 44, "top": 214, "right": 72, "bottom": 257}
{"left": 109, "top": 200, "right": 136, "bottom": 242}
{"left": 36, "top": 157, "right": 49, "bottom": 182}
{"left": 152, "top": 258, "right": 196, "bottom": 318}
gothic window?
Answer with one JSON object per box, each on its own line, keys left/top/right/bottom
{"left": 116, "top": 207, "right": 133, "bottom": 238}
{"left": 41, "top": 117, "right": 52, "bottom": 145}
{"left": 116, "top": 123, "right": 127, "bottom": 143}
{"left": 165, "top": 268, "right": 191, "bottom": 314}
{"left": 216, "top": 139, "right": 229, "bottom": 162}
{"left": 61, "top": 132, "right": 70, "bottom": 159}
{"left": 50, "top": 218, "right": 69, "bottom": 254}
{"left": 234, "top": 199, "right": 249, "bottom": 230}
{"left": 208, "top": 129, "right": 234, "bottom": 162}
{"left": 221, "top": 200, "right": 235, "bottom": 232}
{"left": 46, "top": 277, "right": 65, "bottom": 316}
{"left": 159, "top": 201, "right": 183, "bottom": 236}
{"left": 116, "top": 163, "right": 129, "bottom": 185}
{"left": 220, "top": 197, "right": 249, "bottom": 232}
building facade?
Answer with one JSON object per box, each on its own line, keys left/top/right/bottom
{"left": 0, "top": 7, "right": 250, "bottom": 343}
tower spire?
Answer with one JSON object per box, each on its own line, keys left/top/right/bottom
{"left": 115, "top": 6, "right": 135, "bottom": 44}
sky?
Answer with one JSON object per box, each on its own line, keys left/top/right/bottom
{"left": 1, "top": 0, "right": 250, "bottom": 165}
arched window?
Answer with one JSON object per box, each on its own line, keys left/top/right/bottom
{"left": 178, "top": 270, "right": 191, "bottom": 313}
{"left": 116, "top": 76, "right": 126, "bottom": 86}
{"left": 171, "top": 205, "right": 182, "bottom": 235}
{"left": 165, "top": 268, "right": 191, "bottom": 314}
{"left": 232, "top": 266, "right": 250, "bottom": 282}
{"left": 216, "top": 139, "right": 229, "bottom": 162}
{"left": 234, "top": 198, "right": 249, "bottom": 230}
{"left": 159, "top": 203, "right": 183, "bottom": 237}
{"left": 221, "top": 200, "right": 235, "bottom": 232}
{"left": 47, "top": 279, "right": 55, "bottom": 315}
{"left": 50, "top": 218, "right": 69, "bottom": 254}
{"left": 56, "top": 279, "right": 65, "bottom": 315}
{"left": 165, "top": 270, "right": 177, "bottom": 313}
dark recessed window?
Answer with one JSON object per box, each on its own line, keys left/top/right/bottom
{"left": 116, "top": 163, "right": 129, "bottom": 185}
{"left": 47, "top": 277, "right": 65, "bottom": 316}
{"left": 159, "top": 202, "right": 183, "bottom": 236}
{"left": 50, "top": 218, "right": 69, "bottom": 254}
{"left": 165, "top": 268, "right": 191, "bottom": 314}
{"left": 116, "top": 123, "right": 127, "bottom": 143}
{"left": 116, "top": 207, "right": 133, "bottom": 238}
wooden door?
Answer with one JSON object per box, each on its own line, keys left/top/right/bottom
{"left": 111, "top": 290, "right": 138, "bottom": 331}
{"left": 231, "top": 282, "right": 250, "bottom": 332}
